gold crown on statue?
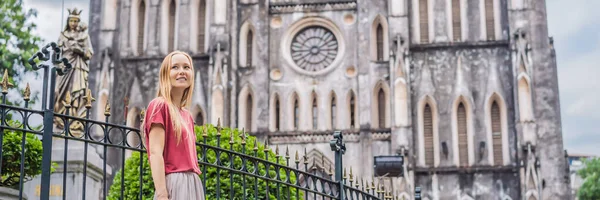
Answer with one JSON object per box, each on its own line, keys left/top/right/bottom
{"left": 67, "top": 8, "right": 82, "bottom": 19}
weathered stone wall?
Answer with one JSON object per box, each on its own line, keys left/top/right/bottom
{"left": 91, "top": 0, "right": 571, "bottom": 198}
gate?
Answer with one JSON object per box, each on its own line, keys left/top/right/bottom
{"left": 0, "top": 43, "right": 390, "bottom": 199}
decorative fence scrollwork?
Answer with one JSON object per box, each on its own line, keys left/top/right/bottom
{"left": 0, "top": 43, "right": 398, "bottom": 200}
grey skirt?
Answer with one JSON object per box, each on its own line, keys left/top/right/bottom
{"left": 154, "top": 172, "right": 205, "bottom": 200}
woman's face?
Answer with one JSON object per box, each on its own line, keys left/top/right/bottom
{"left": 169, "top": 53, "right": 193, "bottom": 90}
{"left": 68, "top": 18, "right": 79, "bottom": 30}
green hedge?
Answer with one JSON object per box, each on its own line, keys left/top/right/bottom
{"left": 108, "top": 124, "right": 302, "bottom": 200}
{"left": 1, "top": 120, "right": 45, "bottom": 188}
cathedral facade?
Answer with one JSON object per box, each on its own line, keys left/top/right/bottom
{"left": 89, "top": 0, "right": 571, "bottom": 199}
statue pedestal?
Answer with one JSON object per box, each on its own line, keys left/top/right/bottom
{"left": 22, "top": 132, "right": 112, "bottom": 200}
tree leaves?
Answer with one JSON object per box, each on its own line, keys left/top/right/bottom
{"left": 577, "top": 157, "right": 600, "bottom": 200}
{"left": 0, "top": 0, "right": 43, "bottom": 103}
{"left": 0, "top": 120, "right": 44, "bottom": 188}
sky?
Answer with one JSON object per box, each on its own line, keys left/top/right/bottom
{"left": 18, "top": 0, "right": 600, "bottom": 155}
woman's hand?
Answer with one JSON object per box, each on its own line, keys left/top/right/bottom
{"left": 155, "top": 192, "right": 169, "bottom": 200}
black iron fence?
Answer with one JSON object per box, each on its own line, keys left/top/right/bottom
{"left": 0, "top": 43, "right": 392, "bottom": 200}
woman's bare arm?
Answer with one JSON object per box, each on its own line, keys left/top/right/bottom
{"left": 148, "top": 123, "right": 168, "bottom": 199}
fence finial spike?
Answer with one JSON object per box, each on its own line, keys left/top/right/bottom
{"left": 328, "top": 164, "right": 333, "bottom": 176}
{"left": 139, "top": 109, "right": 145, "bottom": 123}
{"left": 253, "top": 137, "right": 258, "bottom": 151}
{"left": 241, "top": 128, "right": 246, "bottom": 145}
{"left": 303, "top": 148, "right": 308, "bottom": 164}
{"left": 104, "top": 102, "right": 111, "bottom": 116}
{"left": 343, "top": 168, "right": 347, "bottom": 180}
{"left": 275, "top": 144, "right": 279, "bottom": 156}
{"left": 285, "top": 146, "right": 290, "bottom": 159}
{"left": 202, "top": 125, "right": 208, "bottom": 137}
{"left": 263, "top": 139, "right": 269, "bottom": 152}
{"left": 349, "top": 167, "right": 354, "bottom": 181}
{"left": 1, "top": 69, "right": 14, "bottom": 94}
{"left": 295, "top": 150, "right": 299, "bottom": 163}
{"left": 85, "top": 88, "right": 94, "bottom": 109}
{"left": 371, "top": 177, "right": 375, "bottom": 189}
{"left": 229, "top": 128, "right": 235, "bottom": 145}
{"left": 216, "top": 118, "right": 222, "bottom": 136}
{"left": 23, "top": 83, "right": 31, "bottom": 101}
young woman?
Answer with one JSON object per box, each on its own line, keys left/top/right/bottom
{"left": 142, "top": 51, "right": 205, "bottom": 200}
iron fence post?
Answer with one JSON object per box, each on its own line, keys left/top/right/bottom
{"left": 40, "top": 67, "right": 57, "bottom": 200}
{"left": 330, "top": 131, "right": 346, "bottom": 200}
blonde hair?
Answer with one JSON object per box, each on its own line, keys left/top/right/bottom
{"left": 142, "top": 51, "right": 195, "bottom": 146}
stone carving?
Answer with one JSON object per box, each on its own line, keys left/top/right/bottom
{"left": 53, "top": 8, "right": 94, "bottom": 136}
{"left": 523, "top": 144, "right": 541, "bottom": 200}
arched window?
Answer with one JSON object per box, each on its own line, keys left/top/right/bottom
{"left": 246, "top": 30, "right": 253, "bottom": 67}
{"left": 246, "top": 95, "right": 252, "bottom": 131}
{"left": 424, "top": 104, "right": 434, "bottom": 166}
{"left": 137, "top": 0, "right": 146, "bottom": 54}
{"left": 168, "top": 0, "right": 176, "bottom": 52}
{"left": 419, "top": 0, "right": 429, "bottom": 43}
{"left": 331, "top": 93, "right": 336, "bottom": 129}
{"left": 451, "top": 0, "right": 461, "bottom": 41}
{"left": 491, "top": 100, "right": 502, "bottom": 165}
{"left": 197, "top": 0, "right": 206, "bottom": 52}
{"left": 371, "top": 16, "right": 388, "bottom": 61}
{"left": 457, "top": 102, "right": 468, "bottom": 166}
{"left": 485, "top": 0, "right": 495, "bottom": 40}
{"left": 376, "top": 24, "right": 384, "bottom": 61}
{"left": 195, "top": 110, "right": 204, "bottom": 126}
{"left": 294, "top": 97, "right": 299, "bottom": 130}
{"left": 349, "top": 92, "right": 356, "bottom": 129}
{"left": 312, "top": 95, "right": 318, "bottom": 130}
{"left": 378, "top": 88, "right": 385, "bottom": 128}
{"left": 275, "top": 95, "right": 280, "bottom": 131}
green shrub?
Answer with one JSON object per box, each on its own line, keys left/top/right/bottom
{"left": 108, "top": 124, "right": 302, "bottom": 200}
{"left": 1, "top": 120, "right": 45, "bottom": 188}
{"left": 577, "top": 157, "right": 600, "bottom": 200}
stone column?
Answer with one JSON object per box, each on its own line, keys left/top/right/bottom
{"left": 23, "top": 133, "right": 112, "bottom": 200}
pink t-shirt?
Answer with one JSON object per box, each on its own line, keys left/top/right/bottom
{"left": 144, "top": 98, "right": 202, "bottom": 175}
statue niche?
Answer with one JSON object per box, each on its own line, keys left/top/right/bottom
{"left": 53, "top": 8, "right": 94, "bottom": 136}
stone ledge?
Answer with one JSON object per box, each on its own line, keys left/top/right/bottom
{"left": 269, "top": 1, "right": 357, "bottom": 14}
{"left": 413, "top": 165, "right": 518, "bottom": 175}
{"left": 264, "top": 129, "right": 391, "bottom": 144}
{"left": 409, "top": 40, "right": 510, "bottom": 51}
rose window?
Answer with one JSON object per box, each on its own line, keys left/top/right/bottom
{"left": 290, "top": 26, "right": 339, "bottom": 72}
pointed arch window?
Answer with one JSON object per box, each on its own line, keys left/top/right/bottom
{"left": 197, "top": 0, "right": 206, "bottom": 52}
{"left": 419, "top": 0, "right": 429, "bottom": 43}
{"left": 377, "top": 88, "right": 385, "bottom": 128}
{"left": 424, "top": 104, "right": 434, "bottom": 166}
{"left": 349, "top": 92, "right": 356, "bottom": 129}
{"left": 246, "top": 95, "right": 253, "bottom": 131}
{"left": 491, "top": 100, "right": 503, "bottom": 165}
{"left": 137, "top": 0, "right": 146, "bottom": 54}
{"left": 376, "top": 24, "right": 384, "bottom": 61}
{"left": 168, "top": 0, "right": 176, "bottom": 52}
{"left": 275, "top": 95, "right": 281, "bottom": 131}
{"left": 312, "top": 95, "right": 318, "bottom": 130}
{"left": 331, "top": 94, "right": 336, "bottom": 129}
{"left": 457, "top": 102, "right": 468, "bottom": 166}
{"left": 246, "top": 30, "right": 253, "bottom": 67}
{"left": 485, "top": 0, "right": 495, "bottom": 40}
{"left": 294, "top": 97, "right": 299, "bottom": 130}
{"left": 452, "top": 0, "right": 461, "bottom": 41}
{"left": 195, "top": 110, "right": 204, "bottom": 126}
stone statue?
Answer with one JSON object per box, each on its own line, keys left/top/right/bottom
{"left": 53, "top": 8, "right": 94, "bottom": 136}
